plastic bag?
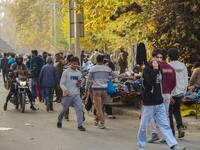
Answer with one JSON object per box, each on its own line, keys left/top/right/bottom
{"left": 107, "top": 80, "right": 116, "bottom": 95}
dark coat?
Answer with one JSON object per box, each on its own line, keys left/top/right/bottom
{"left": 39, "top": 63, "right": 59, "bottom": 88}
{"left": 142, "top": 62, "right": 163, "bottom": 105}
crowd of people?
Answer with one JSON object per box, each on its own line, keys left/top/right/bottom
{"left": 0, "top": 48, "right": 123, "bottom": 131}
{"left": 0, "top": 46, "right": 199, "bottom": 150}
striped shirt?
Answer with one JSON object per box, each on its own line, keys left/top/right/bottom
{"left": 86, "top": 63, "right": 117, "bottom": 90}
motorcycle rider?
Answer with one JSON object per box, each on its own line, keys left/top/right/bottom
{"left": 3, "top": 55, "right": 37, "bottom": 111}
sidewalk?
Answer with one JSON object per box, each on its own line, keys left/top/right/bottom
{"left": 112, "top": 103, "right": 200, "bottom": 130}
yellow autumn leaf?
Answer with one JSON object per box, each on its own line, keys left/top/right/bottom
{"left": 147, "top": 23, "right": 155, "bottom": 31}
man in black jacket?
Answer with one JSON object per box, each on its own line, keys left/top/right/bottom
{"left": 1, "top": 53, "right": 9, "bottom": 83}
{"left": 137, "top": 49, "right": 185, "bottom": 150}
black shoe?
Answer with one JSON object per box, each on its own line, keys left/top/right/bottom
{"left": 50, "top": 108, "right": 54, "bottom": 111}
{"left": 3, "top": 103, "right": 7, "bottom": 111}
{"left": 30, "top": 105, "right": 37, "bottom": 110}
{"left": 15, "top": 104, "right": 19, "bottom": 109}
{"left": 78, "top": 126, "right": 86, "bottom": 131}
{"left": 57, "top": 122, "right": 62, "bottom": 128}
{"left": 178, "top": 127, "right": 185, "bottom": 138}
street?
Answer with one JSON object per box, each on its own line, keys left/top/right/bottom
{"left": 0, "top": 77, "right": 200, "bottom": 150}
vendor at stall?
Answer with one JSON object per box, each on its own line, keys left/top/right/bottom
{"left": 188, "top": 62, "right": 200, "bottom": 89}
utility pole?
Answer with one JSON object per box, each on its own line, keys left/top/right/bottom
{"left": 74, "top": 0, "right": 81, "bottom": 59}
{"left": 50, "top": 2, "right": 53, "bottom": 51}
{"left": 68, "top": 0, "right": 71, "bottom": 51}
{"left": 53, "top": 0, "right": 57, "bottom": 54}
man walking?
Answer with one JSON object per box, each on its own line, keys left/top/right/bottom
{"left": 80, "top": 50, "right": 86, "bottom": 67}
{"left": 54, "top": 53, "right": 63, "bottom": 103}
{"left": 147, "top": 50, "right": 176, "bottom": 143}
{"left": 30, "top": 50, "right": 44, "bottom": 103}
{"left": 1, "top": 53, "right": 9, "bottom": 83}
{"left": 39, "top": 56, "right": 59, "bottom": 111}
{"left": 137, "top": 49, "right": 185, "bottom": 150}
{"left": 86, "top": 55, "right": 117, "bottom": 129}
{"left": 57, "top": 56, "right": 86, "bottom": 131}
{"left": 90, "top": 49, "right": 100, "bottom": 64}
{"left": 168, "top": 48, "right": 188, "bottom": 138}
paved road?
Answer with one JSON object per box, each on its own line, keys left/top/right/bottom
{"left": 0, "top": 77, "right": 199, "bottom": 150}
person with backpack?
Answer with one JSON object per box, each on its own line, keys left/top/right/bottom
{"left": 8, "top": 53, "right": 16, "bottom": 68}
{"left": 3, "top": 55, "right": 37, "bottom": 111}
{"left": 30, "top": 50, "right": 44, "bottom": 103}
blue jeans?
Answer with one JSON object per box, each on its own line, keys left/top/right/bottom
{"left": 43, "top": 87, "right": 54, "bottom": 104}
{"left": 137, "top": 103, "right": 177, "bottom": 148}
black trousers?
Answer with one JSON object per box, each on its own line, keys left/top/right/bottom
{"left": 169, "top": 96, "right": 183, "bottom": 135}
{"left": 2, "top": 69, "right": 8, "bottom": 83}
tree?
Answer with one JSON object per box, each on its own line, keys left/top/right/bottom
{"left": 60, "top": 0, "right": 143, "bottom": 52}
{"left": 8, "top": 0, "right": 68, "bottom": 52}
{"left": 141, "top": 0, "right": 200, "bottom": 63}
{"left": 0, "top": 0, "right": 16, "bottom": 50}
{"left": 9, "top": 0, "right": 200, "bottom": 63}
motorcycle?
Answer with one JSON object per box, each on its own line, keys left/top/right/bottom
{"left": 79, "top": 63, "right": 94, "bottom": 104}
{"left": 7, "top": 70, "right": 30, "bottom": 113}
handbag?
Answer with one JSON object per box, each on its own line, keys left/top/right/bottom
{"left": 107, "top": 80, "right": 116, "bottom": 95}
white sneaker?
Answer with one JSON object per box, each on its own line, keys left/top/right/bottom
{"left": 137, "top": 147, "right": 145, "bottom": 150}
{"left": 171, "top": 145, "right": 186, "bottom": 150}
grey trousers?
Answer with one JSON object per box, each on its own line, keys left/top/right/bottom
{"left": 58, "top": 94, "right": 83, "bottom": 127}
